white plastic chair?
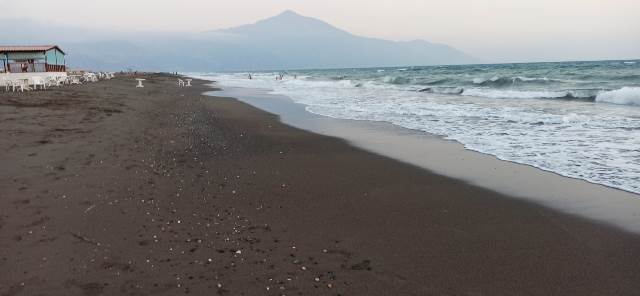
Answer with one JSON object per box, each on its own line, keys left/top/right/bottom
{"left": 50, "top": 76, "right": 64, "bottom": 87}
{"left": 44, "top": 77, "right": 54, "bottom": 87}
{"left": 178, "top": 79, "right": 185, "bottom": 87}
{"left": 32, "top": 77, "right": 47, "bottom": 90}
{"left": 2, "top": 78, "right": 9, "bottom": 92}
{"left": 9, "top": 80, "right": 21, "bottom": 92}
{"left": 70, "top": 76, "right": 81, "bottom": 85}
{"left": 81, "top": 73, "right": 96, "bottom": 83}
{"left": 9, "top": 80, "right": 28, "bottom": 92}
{"left": 22, "top": 79, "right": 32, "bottom": 91}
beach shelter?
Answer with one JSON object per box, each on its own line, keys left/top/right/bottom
{"left": 0, "top": 45, "right": 66, "bottom": 74}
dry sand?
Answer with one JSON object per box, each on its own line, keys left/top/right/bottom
{"left": 1, "top": 74, "right": 640, "bottom": 295}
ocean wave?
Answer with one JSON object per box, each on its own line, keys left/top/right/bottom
{"left": 460, "top": 88, "right": 600, "bottom": 100}
{"left": 418, "top": 75, "right": 577, "bottom": 88}
{"left": 418, "top": 87, "right": 464, "bottom": 95}
{"left": 609, "top": 74, "right": 640, "bottom": 81}
{"left": 417, "top": 78, "right": 456, "bottom": 86}
{"left": 471, "top": 76, "right": 561, "bottom": 87}
{"left": 595, "top": 87, "right": 640, "bottom": 106}
{"left": 382, "top": 76, "right": 412, "bottom": 85}
{"left": 330, "top": 75, "right": 348, "bottom": 80}
{"left": 415, "top": 86, "right": 601, "bottom": 100}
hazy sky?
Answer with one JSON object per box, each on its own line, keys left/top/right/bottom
{"left": 2, "top": 0, "right": 639, "bottom": 62}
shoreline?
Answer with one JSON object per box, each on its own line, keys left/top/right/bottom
{"left": 196, "top": 69, "right": 640, "bottom": 196}
{"left": 2, "top": 75, "right": 640, "bottom": 295}
{"left": 209, "top": 85, "right": 640, "bottom": 234}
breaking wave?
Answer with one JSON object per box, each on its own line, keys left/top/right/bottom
{"left": 461, "top": 88, "right": 602, "bottom": 100}
{"left": 471, "top": 76, "right": 563, "bottom": 87}
{"left": 418, "top": 87, "right": 602, "bottom": 100}
{"left": 595, "top": 87, "right": 640, "bottom": 106}
{"left": 382, "top": 76, "right": 412, "bottom": 85}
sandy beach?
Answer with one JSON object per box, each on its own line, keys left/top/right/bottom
{"left": 2, "top": 74, "right": 640, "bottom": 296}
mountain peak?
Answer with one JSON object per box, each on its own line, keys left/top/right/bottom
{"left": 267, "top": 10, "right": 313, "bottom": 24}
{"left": 219, "top": 10, "right": 350, "bottom": 37}
{"left": 276, "top": 10, "right": 302, "bottom": 17}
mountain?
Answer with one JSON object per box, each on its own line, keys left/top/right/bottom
{"left": 0, "top": 11, "right": 477, "bottom": 71}
{"left": 199, "top": 10, "right": 477, "bottom": 70}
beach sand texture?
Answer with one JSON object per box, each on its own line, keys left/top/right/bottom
{"left": 1, "top": 74, "right": 640, "bottom": 295}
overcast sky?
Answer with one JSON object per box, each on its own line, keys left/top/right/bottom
{"left": 2, "top": 0, "right": 639, "bottom": 62}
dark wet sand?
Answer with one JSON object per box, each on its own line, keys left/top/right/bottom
{"left": 1, "top": 74, "right": 640, "bottom": 295}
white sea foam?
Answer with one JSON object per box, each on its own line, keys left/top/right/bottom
{"left": 472, "top": 78, "right": 485, "bottom": 84}
{"left": 595, "top": 87, "right": 640, "bottom": 106}
{"left": 198, "top": 72, "right": 640, "bottom": 195}
{"left": 462, "top": 88, "right": 568, "bottom": 99}
{"left": 517, "top": 76, "right": 549, "bottom": 82}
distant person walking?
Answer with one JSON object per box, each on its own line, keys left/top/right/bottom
{"left": 248, "top": 74, "right": 252, "bottom": 80}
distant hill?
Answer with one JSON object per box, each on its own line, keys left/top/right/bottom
{"left": 0, "top": 11, "right": 477, "bottom": 71}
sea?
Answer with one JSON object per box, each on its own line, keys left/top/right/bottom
{"left": 193, "top": 60, "right": 640, "bottom": 195}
